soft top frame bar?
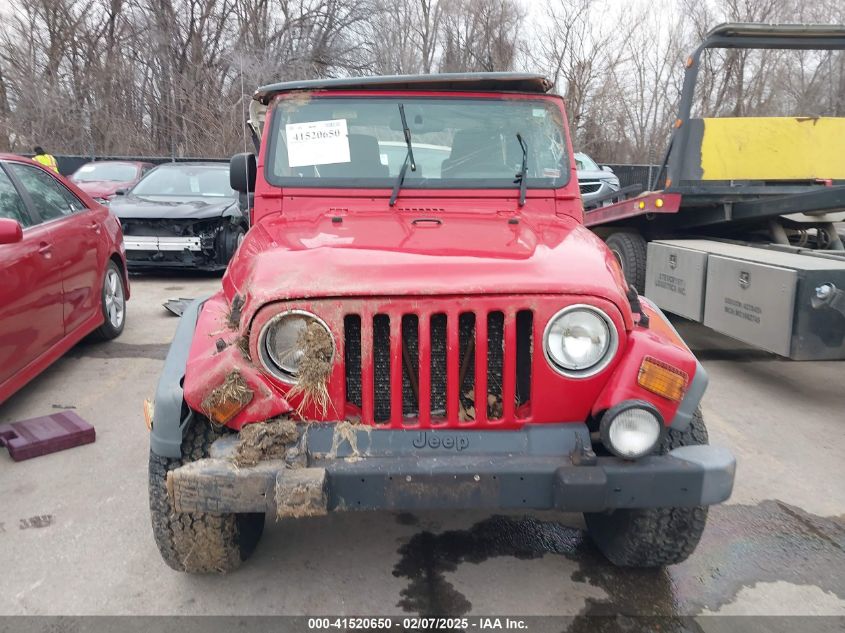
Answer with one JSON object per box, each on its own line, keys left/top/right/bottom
{"left": 253, "top": 73, "right": 552, "bottom": 105}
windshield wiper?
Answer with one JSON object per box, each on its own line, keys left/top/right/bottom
{"left": 389, "top": 103, "right": 416, "bottom": 207}
{"left": 516, "top": 133, "right": 528, "bottom": 207}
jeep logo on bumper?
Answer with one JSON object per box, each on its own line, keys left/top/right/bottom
{"left": 412, "top": 431, "right": 469, "bottom": 451}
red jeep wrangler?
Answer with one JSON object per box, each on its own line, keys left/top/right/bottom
{"left": 148, "top": 73, "right": 735, "bottom": 573}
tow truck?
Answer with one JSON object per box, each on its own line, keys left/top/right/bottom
{"left": 588, "top": 23, "right": 845, "bottom": 360}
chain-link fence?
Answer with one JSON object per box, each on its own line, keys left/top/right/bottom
{"left": 603, "top": 164, "right": 663, "bottom": 191}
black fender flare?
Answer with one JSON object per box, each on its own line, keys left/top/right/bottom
{"left": 150, "top": 298, "right": 207, "bottom": 458}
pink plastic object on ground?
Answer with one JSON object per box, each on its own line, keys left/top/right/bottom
{"left": 0, "top": 411, "right": 95, "bottom": 462}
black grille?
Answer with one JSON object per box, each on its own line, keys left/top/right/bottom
{"left": 344, "top": 315, "right": 362, "bottom": 407}
{"left": 373, "top": 315, "right": 391, "bottom": 423}
{"left": 516, "top": 310, "right": 533, "bottom": 406}
{"left": 120, "top": 218, "right": 218, "bottom": 237}
{"left": 429, "top": 314, "right": 447, "bottom": 416}
{"left": 457, "top": 313, "right": 476, "bottom": 417}
{"left": 401, "top": 315, "right": 419, "bottom": 416}
{"left": 486, "top": 311, "right": 504, "bottom": 418}
{"left": 579, "top": 182, "right": 601, "bottom": 194}
{"left": 343, "top": 308, "right": 530, "bottom": 425}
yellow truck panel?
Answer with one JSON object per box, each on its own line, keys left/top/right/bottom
{"left": 699, "top": 116, "right": 845, "bottom": 180}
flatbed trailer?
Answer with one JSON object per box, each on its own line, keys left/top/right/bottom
{"left": 588, "top": 23, "right": 845, "bottom": 360}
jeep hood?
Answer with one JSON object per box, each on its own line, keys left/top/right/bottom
{"left": 225, "top": 213, "right": 633, "bottom": 329}
{"left": 109, "top": 195, "right": 238, "bottom": 219}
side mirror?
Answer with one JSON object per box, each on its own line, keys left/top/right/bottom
{"left": 0, "top": 218, "right": 23, "bottom": 245}
{"left": 230, "top": 153, "right": 257, "bottom": 194}
{"left": 114, "top": 189, "right": 127, "bottom": 196}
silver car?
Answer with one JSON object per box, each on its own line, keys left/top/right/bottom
{"left": 576, "top": 152, "right": 620, "bottom": 208}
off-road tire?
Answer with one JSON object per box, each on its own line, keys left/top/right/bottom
{"left": 149, "top": 415, "right": 264, "bottom": 573}
{"left": 585, "top": 409, "right": 709, "bottom": 567}
{"left": 605, "top": 231, "right": 647, "bottom": 294}
{"left": 90, "top": 261, "right": 126, "bottom": 341}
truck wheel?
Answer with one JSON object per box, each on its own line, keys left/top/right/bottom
{"left": 605, "top": 231, "right": 647, "bottom": 294}
{"left": 584, "top": 409, "right": 709, "bottom": 567}
{"left": 149, "top": 415, "right": 264, "bottom": 573}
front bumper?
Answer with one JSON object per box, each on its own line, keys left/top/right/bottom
{"left": 166, "top": 423, "right": 735, "bottom": 517}
{"left": 125, "top": 236, "right": 202, "bottom": 252}
{"left": 125, "top": 247, "right": 223, "bottom": 271}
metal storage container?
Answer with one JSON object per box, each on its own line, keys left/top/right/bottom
{"left": 645, "top": 242, "right": 708, "bottom": 321}
{"left": 703, "top": 254, "right": 797, "bottom": 356}
{"left": 647, "top": 240, "right": 845, "bottom": 360}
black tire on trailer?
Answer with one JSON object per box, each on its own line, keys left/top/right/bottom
{"left": 584, "top": 408, "right": 710, "bottom": 568}
{"left": 90, "top": 260, "right": 126, "bottom": 341}
{"left": 605, "top": 230, "right": 648, "bottom": 294}
{"left": 149, "top": 414, "right": 265, "bottom": 573}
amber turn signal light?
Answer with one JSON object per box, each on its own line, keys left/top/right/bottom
{"left": 143, "top": 399, "right": 154, "bottom": 431}
{"left": 206, "top": 398, "right": 249, "bottom": 425}
{"left": 637, "top": 356, "right": 688, "bottom": 402}
{"left": 202, "top": 371, "right": 254, "bottom": 424}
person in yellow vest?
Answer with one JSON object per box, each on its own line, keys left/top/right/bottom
{"left": 32, "top": 146, "right": 59, "bottom": 173}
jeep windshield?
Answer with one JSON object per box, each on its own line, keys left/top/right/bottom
{"left": 266, "top": 96, "right": 569, "bottom": 190}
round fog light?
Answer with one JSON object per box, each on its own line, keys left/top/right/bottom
{"left": 600, "top": 401, "right": 663, "bottom": 460}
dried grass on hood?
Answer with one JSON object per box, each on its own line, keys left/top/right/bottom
{"left": 235, "top": 335, "right": 251, "bottom": 360}
{"left": 285, "top": 321, "right": 333, "bottom": 418}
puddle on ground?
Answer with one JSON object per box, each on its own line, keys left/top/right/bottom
{"left": 393, "top": 500, "right": 845, "bottom": 621}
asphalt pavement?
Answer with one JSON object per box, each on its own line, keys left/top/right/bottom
{"left": 0, "top": 273, "right": 843, "bottom": 618}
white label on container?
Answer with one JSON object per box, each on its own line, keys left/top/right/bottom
{"left": 285, "top": 119, "right": 350, "bottom": 167}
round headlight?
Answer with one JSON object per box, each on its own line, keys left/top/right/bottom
{"left": 600, "top": 401, "right": 663, "bottom": 459}
{"left": 543, "top": 305, "right": 617, "bottom": 376}
{"left": 258, "top": 310, "right": 333, "bottom": 382}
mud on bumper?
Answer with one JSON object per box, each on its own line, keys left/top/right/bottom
{"left": 166, "top": 423, "right": 735, "bottom": 518}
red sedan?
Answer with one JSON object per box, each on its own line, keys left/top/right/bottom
{"left": 70, "top": 160, "right": 154, "bottom": 203}
{"left": 0, "top": 154, "right": 130, "bottom": 404}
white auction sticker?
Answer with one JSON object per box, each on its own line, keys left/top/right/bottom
{"left": 286, "top": 119, "right": 350, "bottom": 167}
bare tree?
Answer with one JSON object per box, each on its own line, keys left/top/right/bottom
{"left": 439, "top": 0, "right": 524, "bottom": 72}
{"left": 524, "top": 0, "right": 628, "bottom": 158}
{"left": 0, "top": 0, "right": 841, "bottom": 162}
{"left": 368, "top": 0, "right": 443, "bottom": 74}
